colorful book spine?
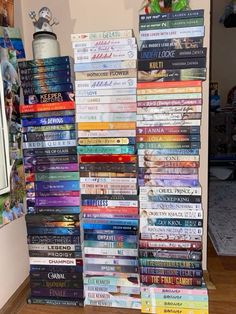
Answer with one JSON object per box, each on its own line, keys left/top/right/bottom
{"left": 137, "top": 9, "right": 208, "bottom": 314}
{"left": 72, "top": 29, "right": 140, "bottom": 309}
{"left": 19, "top": 55, "right": 83, "bottom": 305}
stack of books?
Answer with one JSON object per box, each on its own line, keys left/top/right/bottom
{"left": 71, "top": 30, "right": 141, "bottom": 309}
{"left": 19, "top": 56, "right": 84, "bottom": 307}
{"left": 137, "top": 9, "right": 209, "bottom": 314}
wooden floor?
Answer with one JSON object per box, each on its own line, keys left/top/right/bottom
{"left": 11, "top": 239, "right": 236, "bottom": 314}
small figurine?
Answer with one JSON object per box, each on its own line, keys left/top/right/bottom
{"left": 141, "top": 0, "right": 189, "bottom": 14}
{"left": 28, "top": 7, "right": 59, "bottom": 33}
{"left": 141, "top": 0, "right": 166, "bottom": 14}
{"left": 172, "top": 0, "right": 189, "bottom": 11}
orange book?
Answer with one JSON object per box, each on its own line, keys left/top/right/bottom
{"left": 20, "top": 101, "right": 74, "bottom": 113}
{"left": 137, "top": 80, "right": 202, "bottom": 89}
{"left": 77, "top": 122, "right": 136, "bottom": 130}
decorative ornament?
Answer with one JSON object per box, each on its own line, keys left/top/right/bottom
{"left": 28, "top": 7, "right": 59, "bottom": 33}
{"left": 140, "top": 0, "right": 190, "bottom": 14}
{"left": 172, "top": 0, "right": 189, "bottom": 11}
{"left": 28, "top": 7, "right": 60, "bottom": 59}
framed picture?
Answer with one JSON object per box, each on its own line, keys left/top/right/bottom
{"left": 0, "top": 69, "right": 10, "bottom": 194}
{"left": 0, "top": 0, "right": 14, "bottom": 27}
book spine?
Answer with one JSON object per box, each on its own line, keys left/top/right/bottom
{"left": 140, "top": 37, "right": 204, "bottom": 50}
{"left": 21, "top": 76, "right": 74, "bottom": 88}
{"left": 137, "top": 105, "right": 202, "bottom": 115}
{"left": 140, "top": 226, "right": 202, "bottom": 235}
{"left": 140, "top": 275, "right": 202, "bottom": 286}
{"left": 76, "top": 94, "right": 136, "bottom": 104}
{"left": 137, "top": 87, "right": 202, "bottom": 95}
{"left": 139, "top": 167, "right": 198, "bottom": 175}
{"left": 138, "top": 58, "right": 206, "bottom": 71}
{"left": 74, "top": 49, "right": 137, "bottom": 63}
{"left": 72, "top": 37, "right": 136, "bottom": 49}
{"left": 84, "top": 298, "right": 141, "bottom": 309}
{"left": 139, "top": 186, "right": 201, "bottom": 195}
{"left": 139, "top": 9, "right": 204, "bottom": 23}
{"left": 30, "top": 279, "right": 83, "bottom": 289}
{"left": 19, "top": 63, "right": 72, "bottom": 76}
{"left": 23, "top": 146, "right": 77, "bottom": 157}
{"left": 139, "top": 194, "right": 201, "bottom": 203}
{"left": 75, "top": 68, "right": 137, "bottom": 80}
{"left": 141, "top": 302, "right": 209, "bottom": 314}
{"left": 18, "top": 56, "right": 72, "bottom": 69}
{"left": 71, "top": 30, "right": 133, "bottom": 41}
{"left": 139, "top": 240, "right": 202, "bottom": 250}
{"left": 140, "top": 26, "right": 205, "bottom": 41}
{"left": 74, "top": 60, "right": 136, "bottom": 72}
{"left": 78, "top": 130, "right": 136, "bottom": 138}
{"left": 76, "top": 112, "right": 136, "bottom": 123}
{"left": 27, "top": 235, "right": 80, "bottom": 244}
{"left": 137, "top": 93, "right": 202, "bottom": 101}
{"left": 24, "top": 92, "right": 74, "bottom": 105}
{"left": 75, "top": 78, "right": 137, "bottom": 90}
{"left": 138, "top": 68, "right": 206, "bottom": 83}
{"left": 137, "top": 142, "right": 200, "bottom": 149}
{"left": 76, "top": 103, "right": 137, "bottom": 113}
{"left": 140, "top": 267, "right": 203, "bottom": 278}
{"left": 77, "top": 146, "right": 135, "bottom": 155}
{"left": 27, "top": 297, "right": 84, "bottom": 307}
{"left": 23, "top": 131, "right": 76, "bottom": 142}
{"left": 78, "top": 122, "right": 136, "bottom": 130}
{"left": 22, "top": 83, "right": 74, "bottom": 96}
{"left": 139, "top": 258, "right": 202, "bottom": 269}
{"left": 74, "top": 44, "right": 137, "bottom": 54}
{"left": 138, "top": 48, "right": 206, "bottom": 60}
{"left": 20, "top": 70, "right": 73, "bottom": 82}
{"left": 75, "top": 88, "right": 136, "bottom": 97}
{"left": 137, "top": 134, "right": 200, "bottom": 143}
{"left": 137, "top": 120, "right": 201, "bottom": 127}
{"left": 22, "top": 139, "right": 76, "bottom": 149}
{"left": 139, "top": 17, "right": 204, "bottom": 31}
{"left": 137, "top": 99, "right": 202, "bottom": 107}
{"left": 140, "top": 218, "right": 203, "bottom": 228}
{"left": 20, "top": 101, "right": 74, "bottom": 113}
{"left": 31, "top": 287, "right": 83, "bottom": 298}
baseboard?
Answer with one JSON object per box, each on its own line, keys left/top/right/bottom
{"left": 204, "top": 270, "right": 216, "bottom": 290}
{"left": 0, "top": 277, "right": 30, "bottom": 314}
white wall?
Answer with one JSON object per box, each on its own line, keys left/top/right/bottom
{"left": 0, "top": 1, "right": 29, "bottom": 310}
{"left": 0, "top": 218, "right": 29, "bottom": 309}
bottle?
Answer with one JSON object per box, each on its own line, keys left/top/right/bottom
{"left": 32, "top": 31, "right": 60, "bottom": 59}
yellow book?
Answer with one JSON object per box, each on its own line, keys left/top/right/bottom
{"left": 77, "top": 122, "right": 136, "bottom": 130}
{"left": 141, "top": 307, "right": 208, "bottom": 314}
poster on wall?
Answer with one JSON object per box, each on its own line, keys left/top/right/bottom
{"left": 0, "top": 47, "right": 21, "bottom": 164}
{"left": 0, "top": 0, "right": 14, "bottom": 27}
{"left": 0, "top": 76, "right": 8, "bottom": 192}
{"left": 0, "top": 26, "right": 25, "bottom": 59}
{"left": 0, "top": 44, "right": 26, "bottom": 228}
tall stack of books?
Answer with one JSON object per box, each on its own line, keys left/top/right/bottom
{"left": 19, "top": 56, "right": 84, "bottom": 307}
{"left": 137, "top": 10, "right": 209, "bottom": 314}
{"left": 71, "top": 30, "right": 141, "bottom": 309}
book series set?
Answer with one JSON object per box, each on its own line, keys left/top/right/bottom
{"left": 19, "top": 8, "right": 209, "bottom": 313}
